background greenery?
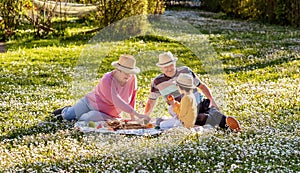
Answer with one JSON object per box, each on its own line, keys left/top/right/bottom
{"left": 0, "top": 2, "right": 299, "bottom": 173}
{"left": 199, "top": 0, "right": 300, "bottom": 27}
{"left": 0, "top": 0, "right": 165, "bottom": 40}
{"left": 1, "top": 0, "right": 299, "bottom": 41}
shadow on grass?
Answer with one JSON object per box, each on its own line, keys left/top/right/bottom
{"left": 8, "top": 155, "right": 118, "bottom": 172}
{"left": 224, "top": 54, "right": 299, "bottom": 73}
{"left": 0, "top": 116, "right": 77, "bottom": 141}
{"left": 6, "top": 31, "right": 95, "bottom": 50}
{"left": 7, "top": 31, "right": 181, "bottom": 51}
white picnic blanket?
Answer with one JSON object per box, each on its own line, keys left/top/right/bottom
{"left": 74, "top": 121, "right": 162, "bottom": 136}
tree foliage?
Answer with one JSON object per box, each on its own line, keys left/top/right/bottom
{"left": 0, "top": 0, "right": 31, "bottom": 40}
{"left": 200, "top": 0, "right": 222, "bottom": 12}
{"left": 0, "top": 0, "right": 63, "bottom": 39}
{"left": 92, "top": 0, "right": 164, "bottom": 27}
{"left": 25, "top": 1, "right": 59, "bottom": 38}
{"left": 200, "top": 0, "right": 300, "bottom": 27}
{"left": 0, "top": 0, "right": 165, "bottom": 40}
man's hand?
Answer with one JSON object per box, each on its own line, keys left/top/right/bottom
{"left": 198, "top": 83, "right": 219, "bottom": 110}
{"left": 144, "top": 99, "right": 156, "bottom": 116}
{"left": 210, "top": 99, "right": 219, "bottom": 110}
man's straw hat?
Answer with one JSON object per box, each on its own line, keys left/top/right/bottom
{"left": 111, "top": 55, "right": 140, "bottom": 74}
{"left": 176, "top": 73, "right": 195, "bottom": 89}
{"left": 156, "top": 51, "right": 178, "bottom": 67}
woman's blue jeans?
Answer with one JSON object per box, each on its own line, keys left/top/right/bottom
{"left": 62, "top": 97, "right": 113, "bottom": 122}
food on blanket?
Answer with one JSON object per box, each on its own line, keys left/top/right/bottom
{"left": 121, "top": 119, "right": 129, "bottom": 123}
{"left": 105, "top": 120, "right": 149, "bottom": 130}
{"left": 146, "top": 123, "right": 153, "bottom": 128}
{"left": 105, "top": 120, "right": 123, "bottom": 130}
{"left": 88, "top": 121, "right": 96, "bottom": 128}
{"left": 123, "top": 123, "right": 147, "bottom": 129}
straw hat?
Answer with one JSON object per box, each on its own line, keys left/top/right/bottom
{"left": 176, "top": 73, "right": 195, "bottom": 89}
{"left": 156, "top": 51, "right": 178, "bottom": 67}
{"left": 111, "top": 55, "right": 140, "bottom": 74}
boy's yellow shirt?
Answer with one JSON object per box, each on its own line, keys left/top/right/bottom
{"left": 178, "top": 94, "right": 197, "bottom": 128}
{"left": 173, "top": 101, "right": 181, "bottom": 115}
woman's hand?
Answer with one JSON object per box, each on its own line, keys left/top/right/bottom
{"left": 133, "top": 111, "right": 151, "bottom": 123}
{"left": 139, "top": 114, "right": 151, "bottom": 123}
{"left": 129, "top": 114, "right": 136, "bottom": 121}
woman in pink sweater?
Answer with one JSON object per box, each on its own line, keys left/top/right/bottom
{"left": 52, "top": 55, "right": 150, "bottom": 122}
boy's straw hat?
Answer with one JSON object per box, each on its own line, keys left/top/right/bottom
{"left": 112, "top": 55, "right": 140, "bottom": 74}
{"left": 156, "top": 51, "right": 178, "bottom": 67}
{"left": 176, "top": 73, "right": 195, "bottom": 89}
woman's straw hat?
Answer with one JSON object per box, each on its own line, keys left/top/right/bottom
{"left": 111, "top": 55, "right": 140, "bottom": 74}
{"left": 156, "top": 51, "right": 178, "bottom": 67}
{"left": 176, "top": 73, "right": 195, "bottom": 89}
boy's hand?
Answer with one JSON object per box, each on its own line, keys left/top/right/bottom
{"left": 167, "top": 94, "right": 175, "bottom": 105}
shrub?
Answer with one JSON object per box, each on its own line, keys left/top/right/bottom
{"left": 94, "top": 0, "right": 165, "bottom": 27}
{"left": 200, "top": 0, "right": 222, "bottom": 12}
{"left": 147, "top": 0, "right": 165, "bottom": 14}
{"left": 0, "top": 0, "right": 31, "bottom": 39}
{"left": 219, "top": 0, "right": 300, "bottom": 27}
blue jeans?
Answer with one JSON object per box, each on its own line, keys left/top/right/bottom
{"left": 62, "top": 97, "right": 114, "bottom": 122}
{"left": 194, "top": 92, "right": 203, "bottom": 104}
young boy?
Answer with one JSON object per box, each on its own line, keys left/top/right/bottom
{"left": 168, "top": 76, "right": 241, "bottom": 132}
{"left": 159, "top": 73, "right": 197, "bottom": 129}
{"left": 176, "top": 73, "right": 198, "bottom": 128}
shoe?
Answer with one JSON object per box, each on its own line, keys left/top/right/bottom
{"left": 52, "top": 107, "right": 65, "bottom": 116}
{"left": 54, "top": 114, "right": 63, "bottom": 121}
{"left": 226, "top": 116, "right": 241, "bottom": 132}
{"left": 52, "top": 106, "right": 70, "bottom": 120}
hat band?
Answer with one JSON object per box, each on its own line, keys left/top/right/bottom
{"left": 177, "top": 81, "right": 193, "bottom": 88}
{"left": 117, "top": 63, "right": 134, "bottom": 70}
{"left": 159, "top": 60, "right": 174, "bottom": 66}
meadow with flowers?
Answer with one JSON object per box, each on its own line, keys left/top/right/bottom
{"left": 0, "top": 10, "right": 299, "bottom": 172}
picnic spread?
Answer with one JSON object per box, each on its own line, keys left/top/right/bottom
{"left": 74, "top": 118, "right": 214, "bottom": 136}
{"left": 74, "top": 119, "right": 162, "bottom": 136}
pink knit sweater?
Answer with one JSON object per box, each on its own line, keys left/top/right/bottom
{"left": 85, "top": 72, "right": 137, "bottom": 118}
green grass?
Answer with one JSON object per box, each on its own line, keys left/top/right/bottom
{"left": 0, "top": 10, "right": 299, "bottom": 172}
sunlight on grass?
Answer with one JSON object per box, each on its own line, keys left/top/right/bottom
{"left": 0, "top": 10, "right": 299, "bottom": 172}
